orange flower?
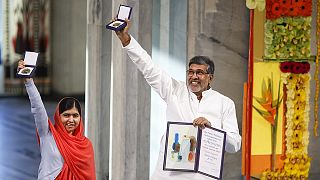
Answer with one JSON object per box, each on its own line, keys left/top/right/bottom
{"left": 287, "top": 5, "right": 299, "bottom": 16}
{"left": 299, "top": 1, "right": 312, "bottom": 16}
{"left": 253, "top": 76, "right": 282, "bottom": 126}
{"left": 271, "top": 3, "right": 282, "bottom": 17}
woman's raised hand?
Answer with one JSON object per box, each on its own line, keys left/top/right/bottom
{"left": 17, "top": 60, "right": 25, "bottom": 70}
{"left": 17, "top": 60, "right": 31, "bottom": 81}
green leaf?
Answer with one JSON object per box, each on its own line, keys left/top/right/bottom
{"left": 254, "top": 96, "right": 267, "bottom": 105}
{"left": 253, "top": 105, "right": 273, "bottom": 121}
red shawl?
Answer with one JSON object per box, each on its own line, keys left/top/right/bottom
{"left": 48, "top": 103, "right": 96, "bottom": 180}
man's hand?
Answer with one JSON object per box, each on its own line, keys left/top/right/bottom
{"left": 115, "top": 19, "right": 131, "bottom": 47}
{"left": 193, "top": 117, "right": 212, "bottom": 129}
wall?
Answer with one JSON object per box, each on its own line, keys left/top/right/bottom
{"left": 0, "top": 1, "right": 2, "bottom": 46}
{"left": 0, "top": 1, "right": 3, "bottom": 94}
{"left": 51, "top": 0, "right": 86, "bottom": 95}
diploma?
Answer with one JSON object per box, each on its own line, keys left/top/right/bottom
{"left": 163, "top": 121, "right": 226, "bottom": 179}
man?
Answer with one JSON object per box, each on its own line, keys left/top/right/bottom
{"left": 115, "top": 20, "right": 241, "bottom": 180}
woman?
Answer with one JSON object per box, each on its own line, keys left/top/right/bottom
{"left": 18, "top": 60, "right": 96, "bottom": 180}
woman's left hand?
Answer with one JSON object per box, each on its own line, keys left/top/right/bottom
{"left": 193, "top": 117, "right": 211, "bottom": 129}
{"left": 17, "top": 60, "right": 32, "bottom": 82}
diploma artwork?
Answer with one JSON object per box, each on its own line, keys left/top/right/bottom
{"left": 163, "top": 122, "right": 226, "bottom": 179}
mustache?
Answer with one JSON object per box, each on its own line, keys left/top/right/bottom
{"left": 188, "top": 79, "right": 200, "bottom": 83}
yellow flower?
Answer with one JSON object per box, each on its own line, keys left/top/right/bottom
{"left": 282, "top": 175, "right": 290, "bottom": 180}
{"left": 261, "top": 169, "right": 273, "bottom": 180}
{"left": 295, "top": 75, "right": 309, "bottom": 90}
{"left": 301, "top": 74, "right": 310, "bottom": 83}
{"left": 284, "top": 163, "right": 295, "bottom": 175}
{"left": 293, "top": 101, "right": 306, "bottom": 114}
{"left": 297, "top": 174, "right": 307, "bottom": 180}
{"left": 293, "top": 113, "right": 303, "bottom": 125}
{"left": 293, "top": 122, "right": 305, "bottom": 131}
{"left": 279, "top": 171, "right": 289, "bottom": 179}
{"left": 273, "top": 169, "right": 281, "bottom": 179}
{"left": 298, "top": 157, "right": 311, "bottom": 176}
{"left": 291, "top": 139, "right": 303, "bottom": 152}
{"left": 293, "top": 130, "right": 303, "bottom": 141}
{"left": 287, "top": 74, "right": 298, "bottom": 84}
{"left": 294, "top": 89, "right": 306, "bottom": 102}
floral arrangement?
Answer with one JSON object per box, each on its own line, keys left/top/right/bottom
{"left": 280, "top": 62, "right": 310, "bottom": 74}
{"left": 265, "top": 17, "right": 311, "bottom": 59}
{"left": 261, "top": 154, "right": 311, "bottom": 179}
{"left": 246, "top": 0, "right": 313, "bottom": 178}
{"left": 266, "top": 0, "right": 312, "bottom": 19}
{"left": 261, "top": 73, "right": 311, "bottom": 179}
{"left": 283, "top": 73, "right": 310, "bottom": 155}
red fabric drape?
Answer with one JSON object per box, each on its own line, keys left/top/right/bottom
{"left": 48, "top": 103, "right": 96, "bottom": 180}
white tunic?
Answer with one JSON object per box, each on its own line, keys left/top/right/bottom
{"left": 123, "top": 37, "right": 241, "bottom": 180}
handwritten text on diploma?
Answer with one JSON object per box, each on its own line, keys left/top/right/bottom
{"left": 198, "top": 129, "right": 224, "bottom": 177}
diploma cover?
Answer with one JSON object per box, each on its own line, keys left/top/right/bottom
{"left": 163, "top": 121, "right": 226, "bottom": 179}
